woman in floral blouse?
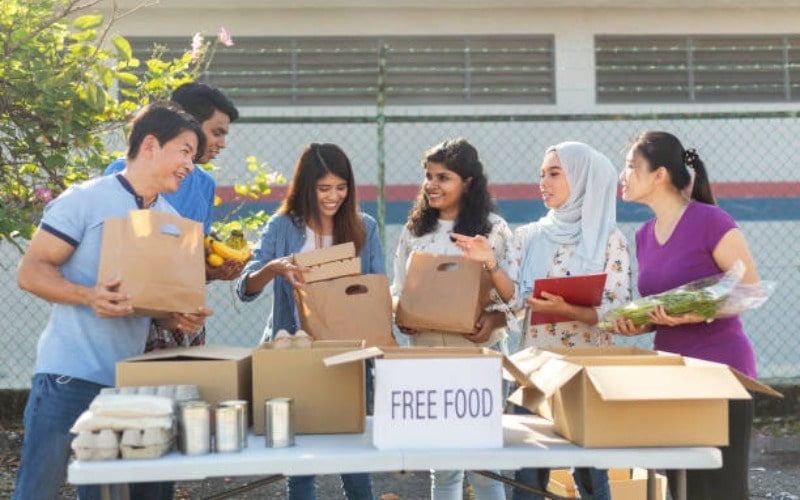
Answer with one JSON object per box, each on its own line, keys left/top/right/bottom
{"left": 507, "top": 142, "right": 631, "bottom": 351}
{"left": 391, "top": 137, "right": 513, "bottom": 500}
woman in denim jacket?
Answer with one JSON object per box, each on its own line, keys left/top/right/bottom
{"left": 237, "top": 142, "right": 384, "bottom": 500}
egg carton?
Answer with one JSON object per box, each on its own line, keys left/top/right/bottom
{"left": 72, "top": 429, "right": 120, "bottom": 461}
{"left": 100, "top": 384, "right": 199, "bottom": 402}
{"left": 120, "top": 427, "right": 175, "bottom": 459}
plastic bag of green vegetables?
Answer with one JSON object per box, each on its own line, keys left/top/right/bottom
{"left": 598, "top": 260, "right": 775, "bottom": 331}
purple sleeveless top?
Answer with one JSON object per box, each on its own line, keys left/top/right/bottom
{"left": 636, "top": 201, "right": 757, "bottom": 377}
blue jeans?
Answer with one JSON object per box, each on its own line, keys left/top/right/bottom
{"left": 432, "top": 469, "right": 506, "bottom": 499}
{"left": 287, "top": 473, "right": 374, "bottom": 500}
{"left": 13, "top": 373, "right": 105, "bottom": 500}
{"left": 512, "top": 467, "right": 610, "bottom": 500}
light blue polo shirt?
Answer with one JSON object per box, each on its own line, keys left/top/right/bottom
{"left": 105, "top": 158, "right": 216, "bottom": 234}
{"left": 34, "top": 175, "right": 179, "bottom": 386}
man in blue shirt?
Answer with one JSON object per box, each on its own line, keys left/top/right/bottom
{"left": 106, "top": 83, "right": 244, "bottom": 349}
{"left": 14, "top": 102, "right": 213, "bottom": 500}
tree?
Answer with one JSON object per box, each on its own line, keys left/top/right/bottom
{"left": 0, "top": 0, "right": 277, "bottom": 250}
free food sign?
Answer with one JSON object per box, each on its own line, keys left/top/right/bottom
{"left": 372, "top": 356, "right": 503, "bottom": 449}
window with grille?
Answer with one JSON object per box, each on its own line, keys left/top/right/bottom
{"left": 595, "top": 35, "right": 800, "bottom": 103}
{"left": 126, "top": 36, "right": 554, "bottom": 106}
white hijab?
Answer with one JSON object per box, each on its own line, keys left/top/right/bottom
{"left": 518, "top": 141, "right": 618, "bottom": 296}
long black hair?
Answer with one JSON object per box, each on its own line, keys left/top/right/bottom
{"left": 406, "top": 138, "right": 495, "bottom": 237}
{"left": 631, "top": 131, "right": 716, "bottom": 205}
{"left": 277, "top": 143, "right": 366, "bottom": 253}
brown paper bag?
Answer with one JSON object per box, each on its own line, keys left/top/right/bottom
{"left": 294, "top": 274, "right": 396, "bottom": 348}
{"left": 395, "top": 252, "right": 491, "bottom": 334}
{"left": 97, "top": 210, "right": 205, "bottom": 317}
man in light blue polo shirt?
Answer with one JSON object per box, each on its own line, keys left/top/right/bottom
{"left": 105, "top": 83, "right": 243, "bottom": 350}
{"left": 13, "top": 102, "right": 213, "bottom": 500}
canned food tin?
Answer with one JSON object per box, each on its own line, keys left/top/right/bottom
{"left": 219, "top": 400, "right": 248, "bottom": 449}
{"left": 214, "top": 405, "right": 241, "bottom": 453}
{"left": 264, "top": 397, "right": 294, "bottom": 448}
{"left": 178, "top": 400, "right": 211, "bottom": 455}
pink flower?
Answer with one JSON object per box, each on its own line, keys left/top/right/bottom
{"left": 34, "top": 186, "right": 54, "bottom": 203}
{"left": 188, "top": 32, "right": 204, "bottom": 61}
{"left": 218, "top": 27, "right": 234, "bottom": 47}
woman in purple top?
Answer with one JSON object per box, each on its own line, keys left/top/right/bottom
{"left": 614, "top": 131, "right": 761, "bottom": 500}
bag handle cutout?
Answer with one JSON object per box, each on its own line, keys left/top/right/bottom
{"left": 345, "top": 284, "right": 369, "bottom": 295}
{"left": 159, "top": 223, "right": 182, "bottom": 237}
{"left": 436, "top": 262, "right": 459, "bottom": 272}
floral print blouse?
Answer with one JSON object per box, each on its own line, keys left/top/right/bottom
{"left": 505, "top": 224, "right": 632, "bottom": 349}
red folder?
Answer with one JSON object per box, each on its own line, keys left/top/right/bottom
{"left": 530, "top": 273, "right": 607, "bottom": 325}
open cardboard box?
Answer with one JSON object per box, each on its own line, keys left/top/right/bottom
{"left": 252, "top": 338, "right": 366, "bottom": 435}
{"left": 293, "top": 242, "right": 361, "bottom": 283}
{"left": 116, "top": 344, "right": 252, "bottom": 410}
{"left": 548, "top": 468, "right": 667, "bottom": 500}
{"left": 325, "top": 346, "right": 504, "bottom": 449}
{"left": 503, "top": 346, "right": 781, "bottom": 447}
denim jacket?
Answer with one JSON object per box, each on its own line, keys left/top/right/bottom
{"left": 236, "top": 212, "right": 385, "bottom": 342}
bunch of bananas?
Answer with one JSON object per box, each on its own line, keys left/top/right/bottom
{"left": 204, "top": 230, "right": 252, "bottom": 267}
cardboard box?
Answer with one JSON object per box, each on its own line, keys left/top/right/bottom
{"left": 548, "top": 468, "right": 667, "bottom": 500}
{"left": 326, "top": 346, "right": 504, "bottom": 450}
{"left": 293, "top": 242, "right": 361, "bottom": 283}
{"left": 252, "top": 338, "right": 366, "bottom": 435}
{"left": 504, "top": 346, "right": 781, "bottom": 447}
{"left": 116, "top": 344, "right": 252, "bottom": 410}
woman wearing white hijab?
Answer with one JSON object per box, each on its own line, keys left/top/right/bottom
{"left": 456, "top": 141, "right": 631, "bottom": 499}
{"left": 512, "top": 142, "right": 631, "bottom": 499}
{"left": 510, "top": 141, "right": 631, "bottom": 349}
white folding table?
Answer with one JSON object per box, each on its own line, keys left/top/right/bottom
{"left": 68, "top": 415, "right": 721, "bottom": 500}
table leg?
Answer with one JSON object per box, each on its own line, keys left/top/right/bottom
{"left": 674, "top": 469, "right": 687, "bottom": 500}
{"left": 647, "top": 469, "right": 656, "bottom": 500}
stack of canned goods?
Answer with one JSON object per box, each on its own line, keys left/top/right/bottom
{"left": 177, "top": 399, "right": 249, "bottom": 455}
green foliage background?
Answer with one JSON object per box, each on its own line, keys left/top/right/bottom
{"left": 0, "top": 0, "right": 278, "bottom": 250}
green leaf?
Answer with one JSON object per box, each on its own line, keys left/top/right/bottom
{"left": 72, "top": 14, "right": 104, "bottom": 31}
{"left": 111, "top": 35, "right": 132, "bottom": 61}
{"left": 116, "top": 72, "right": 138, "bottom": 86}
{"left": 68, "top": 29, "right": 97, "bottom": 42}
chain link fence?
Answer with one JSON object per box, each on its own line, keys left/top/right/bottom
{"left": 1, "top": 111, "right": 798, "bottom": 388}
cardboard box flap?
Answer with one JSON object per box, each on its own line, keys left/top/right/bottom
{"left": 502, "top": 357, "right": 533, "bottom": 387}
{"left": 729, "top": 369, "right": 783, "bottom": 398}
{"left": 294, "top": 242, "right": 355, "bottom": 266}
{"left": 508, "top": 386, "right": 547, "bottom": 413}
{"left": 528, "top": 358, "right": 584, "bottom": 396}
{"left": 324, "top": 347, "right": 384, "bottom": 367}
{"left": 123, "top": 344, "right": 251, "bottom": 362}
{"left": 324, "top": 346, "right": 500, "bottom": 367}
{"left": 506, "top": 347, "right": 563, "bottom": 373}
{"left": 586, "top": 366, "right": 752, "bottom": 401}
{"left": 682, "top": 357, "right": 783, "bottom": 398}
{"left": 257, "top": 339, "right": 364, "bottom": 352}
{"left": 542, "top": 346, "right": 658, "bottom": 357}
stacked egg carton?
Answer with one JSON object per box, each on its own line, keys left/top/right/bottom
{"left": 71, "top": 384, "right": 199, "bottom": 460}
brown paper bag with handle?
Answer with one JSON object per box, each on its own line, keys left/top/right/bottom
{"left": 395, "top": 252, "right": 491, "bottom": 334}
{"left": 97, "top": 209, "right": 206, "bottom": 318}
{"left": 294, "top": 274, "right": 396, "bottom": 348}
